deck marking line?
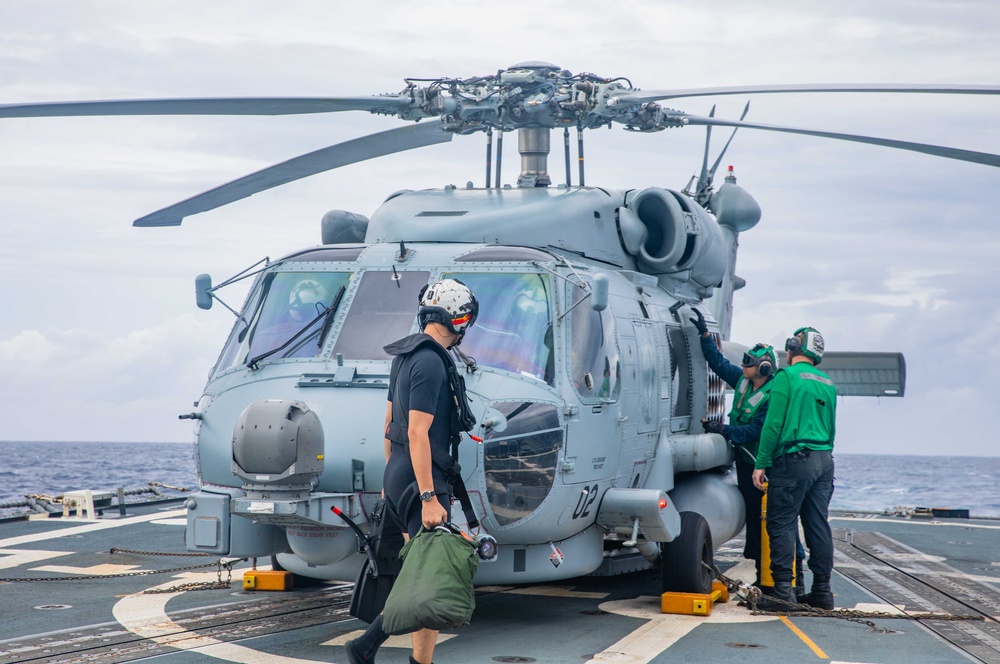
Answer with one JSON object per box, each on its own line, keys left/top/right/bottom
{"left": 0, "top": 549, "right": 72, "bottom": 570}
{"left": 852, "top": 602, "right": 906, "bottom": 615}
{"left": 585, "top": 561, "right": 778, "bottom": 664}
{"left": 502, "top": 586, "right": 609, "bottom": 599}
{"left": 585, "top": 598, "right": 777, "bottom": 663}
{"left": 780, "top": 616, "right": 829, "bottom": 659}
{"left": 829, "top": 516, "right": 1000, "bottom": 531}
{"left": 32, "top": 563, "right": 149, "bottom": 576}
{"left": 152, "top": 518, "right": 188, "bottom": 526}
{"left": 0, "top": 509, "right": 187, "bottom": 548}
{"left": 323, "top": 632, "right": 456, "bottom": 647}
{"left": 114, "top": 571, "right": 330, "bottom": 663}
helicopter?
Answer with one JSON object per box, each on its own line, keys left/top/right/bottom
{"left": 4, "top": 62, "right": 996, "bottom": 593}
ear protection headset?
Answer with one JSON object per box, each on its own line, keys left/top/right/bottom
{"left": 742, "top": 343, "right": 776, "bottom": 377}
{"left": 785, "top": 326, "right": 825, "bottom": 365}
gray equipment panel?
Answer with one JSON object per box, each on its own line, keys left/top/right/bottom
{"left": 820, "top": 351, "right": 906, "bottom": 397}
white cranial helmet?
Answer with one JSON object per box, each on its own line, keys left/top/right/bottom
{"left": 418, "top": 278, "right": 479, "bottom": 339}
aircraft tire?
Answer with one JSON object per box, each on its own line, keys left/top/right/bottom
{"left": 270, "top": 554, "right": 325, "bottom": 588}
{"left": 659, "top": 511, "right": 713, "bottom": 594}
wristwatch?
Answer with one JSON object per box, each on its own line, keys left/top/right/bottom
{"left": 419, "top": 490, "right": 435, "bottom": 502}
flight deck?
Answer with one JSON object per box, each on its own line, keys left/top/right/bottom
{"left": 2, "top": 499, "right": 998, "bottom": 664}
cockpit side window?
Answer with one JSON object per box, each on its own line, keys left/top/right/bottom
{"left": 214, "top": 271, "right": 352, "bottom": 373}
{"left": 484, "top": 401, "right": 562, "bottom": 526}
{"left": 333, "top": 270, "right": 430, "bottom": 360}
{"left": 444, "top": 272, "right": 554, "bottom": 384}
{"left": 569, "top": 283, "right": 620, "bottom": 402}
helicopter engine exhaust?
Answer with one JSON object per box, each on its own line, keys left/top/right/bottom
{"left": 618, "top": 187, "right": 728, "bottom": 294}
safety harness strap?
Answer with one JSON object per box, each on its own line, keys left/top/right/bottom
{"left": 385, "top": 339, "right": 479, "bottom": 528}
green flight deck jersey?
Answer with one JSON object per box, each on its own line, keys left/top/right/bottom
{"left": 728, "top": 376, "right": 773, "bottom": 457}
{"left": 755, "top": 362, "right": 837, "bottom": 469}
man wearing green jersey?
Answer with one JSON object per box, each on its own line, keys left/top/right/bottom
{"left": 752, "top": 326, "right": 837, "bottom": 611}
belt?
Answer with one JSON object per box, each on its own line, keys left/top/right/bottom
{"left": 781, "top": 444, "right": 831, "bottom": 459}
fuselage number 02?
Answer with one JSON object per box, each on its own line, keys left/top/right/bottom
{"left": 572, "top": 484, "right": 599, "bottom": 520}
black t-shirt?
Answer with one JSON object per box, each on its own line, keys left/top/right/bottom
{"left": 388, "top": 345, "right": 454, "bottom": 455}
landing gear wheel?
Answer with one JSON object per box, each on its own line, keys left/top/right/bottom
{"left": 660, "top": 511, "right": 713, "bottom": 594}
{"left": 270, "top": 555, "right": 324, "bottom": 588}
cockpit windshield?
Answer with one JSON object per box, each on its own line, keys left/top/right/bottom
{"left": 215, "top": 271, "right": 351, "bottom": 373}
{"left": 446, "top": 272, "right": 554, "bottom": 384}
{"left": 333, "top": 270, "right": 430, "bottom": 360}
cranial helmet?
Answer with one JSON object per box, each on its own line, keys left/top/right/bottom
{"left": 742, "top": 343, "right": 778, "bottom": 377}
{"left": 418, "top": 278, "right": 479, "bottom": 342}
{"left": 288, "top": 279, "right": 327, "bottom": 322}
{"left": 785, "top": 326, "right": 825, "bottom": 365}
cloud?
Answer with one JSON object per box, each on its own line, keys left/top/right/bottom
{"left": 0, "top": 0, "right": 998, "bottom": 459}
{"left": 0, "top": 330, "right": 60, "bottom": 362}
{"left": 0, "top": 314, "right": 232, "bottom": 442}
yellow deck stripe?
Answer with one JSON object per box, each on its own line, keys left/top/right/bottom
{"left": 780, "top": 616, "right": 829, "bottom": 659}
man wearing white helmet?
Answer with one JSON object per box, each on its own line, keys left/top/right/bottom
{"left": 346, "top": 278, "right": 478, "bottom": 664}
{"left": 752, "top": 326, "right": 838, "bottom": 612}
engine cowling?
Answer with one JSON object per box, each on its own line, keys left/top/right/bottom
{"left": 711, "top": 181, "right": 761, "bottom": 233}
{"left": 618, "top": 187, "right": 727, "bottom": 294}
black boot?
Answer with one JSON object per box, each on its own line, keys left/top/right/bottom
{"left": 345, "top": 615, "right": 389, "bottom": 663}
{"left": 794, "top": 565, "right": 806, "bottom": 602}
{"left": 755, "top": 581, "right": 801, "bottom": 612}
{"left": 800, "top": 576, "right": 834, "bottom": 610}
{"left": 344, "top": 639, "right": 368, "bottom": 664}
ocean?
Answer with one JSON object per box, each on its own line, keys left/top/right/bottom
{"left": 1, "top": 441, "right": 998, "bottom": 517}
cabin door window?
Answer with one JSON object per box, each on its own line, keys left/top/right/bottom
{"left": 568, "top": 283, "right": 620, "bottom": 403}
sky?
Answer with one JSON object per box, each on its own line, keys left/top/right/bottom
{"left": 1, "top": 1, "right": 998, "bottom": 456}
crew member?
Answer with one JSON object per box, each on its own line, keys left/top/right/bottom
{"left": 752, "top": 327, "right": 837, "bottom": 611}
{"left": 346, "top": 278, "right": 479, "bottom": 664}
{"left": 690, "top": 309, "right": 775, "bottom": 587}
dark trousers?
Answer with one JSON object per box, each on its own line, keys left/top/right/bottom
{"left": 765, "top": 449, "right": 834, "bottom": 583}
{"left": 735, "top": 455, "right": 764, "bottom": 565}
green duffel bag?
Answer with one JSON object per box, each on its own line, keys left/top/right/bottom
{"left": 382, "top": 525, "right": 479, "bottom": 635}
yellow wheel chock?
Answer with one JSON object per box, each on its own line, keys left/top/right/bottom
{"left": 660, "top": 580, "right": 730, "bottom": 616}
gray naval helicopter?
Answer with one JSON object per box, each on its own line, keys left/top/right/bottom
{"left": 7, "top": 61, "right": 997, "bottom": 593}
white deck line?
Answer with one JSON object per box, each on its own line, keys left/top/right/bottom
{"left": 0, "top": 509, "right": 186, "bottom": 548}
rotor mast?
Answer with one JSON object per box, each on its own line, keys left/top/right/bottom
{"left": 516, "top": 126, "right": 551, "bottom": 188}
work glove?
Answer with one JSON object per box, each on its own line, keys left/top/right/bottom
{"left": 689, "top": 309, "right": 709, "bottom": 336}
{"left": 702, "top": 419, "right": 726, "bottom": 436}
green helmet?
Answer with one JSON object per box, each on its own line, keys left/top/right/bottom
{"left": 741, "top": 343, "right": 778, "bottom": 377}
{"left": 784, "top": 326, "right": 825, "bottom": 365}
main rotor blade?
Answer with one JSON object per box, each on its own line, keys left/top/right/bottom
{"left": 696, "top": 105, "right": 716, "bottom": 193}
{"left": 0, "top": 96, "right": 409, "bottom": 118}
{"left": 133, "top": 121, "right": 452, "bottom": 227}
{"left": 616, "top": 83, "right": 1000, "bottom": 105}
{"left": 679, "top": 114, "right": 1000, "bottom": 168}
